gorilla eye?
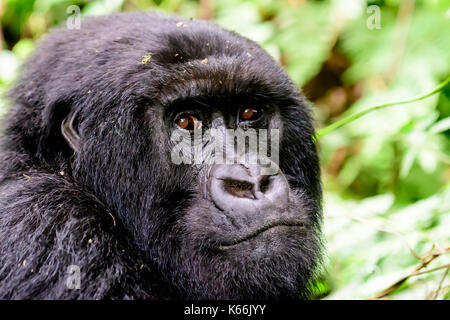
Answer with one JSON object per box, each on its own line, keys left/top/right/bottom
{"left": 239, "top": 108, "right": 261, "bottom": 122}
{"left": 176, "top": 115, "right": 202, "bottom": 130}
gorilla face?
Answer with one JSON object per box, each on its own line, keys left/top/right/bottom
{"left": 163, "top": 99, "right": 323, "bottom": 299}
{"left": 6, "top": 12, "right": 322, "bottom": 299}
{"left": 68, "top": 74, "right": 322, "bottom": 299}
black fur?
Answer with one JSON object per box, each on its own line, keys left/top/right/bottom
{"left": 0, "top": 12, "right": 322, "bottom": 299}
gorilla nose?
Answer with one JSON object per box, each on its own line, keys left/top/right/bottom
{"left": 208, "top": 164, "right": 289, "bottom": 213}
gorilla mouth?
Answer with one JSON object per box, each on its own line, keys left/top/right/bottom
{"left": 218, "top": 221, "right": 305, "bottom": 249}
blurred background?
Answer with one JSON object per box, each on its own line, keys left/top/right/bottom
{"left": 0, "top": 0, "right": 449, "bottom": 299}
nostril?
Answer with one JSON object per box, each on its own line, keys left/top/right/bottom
{"left": 208, "top": 164, "right": 289, "bottom": 213}
{"left": 222, "top": 179, "right": 255, "bottom": 199}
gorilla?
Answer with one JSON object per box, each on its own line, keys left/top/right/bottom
{"left": 0, "top": 11, "right": 323, "bottom": 299}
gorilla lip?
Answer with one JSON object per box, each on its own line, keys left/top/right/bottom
{"left": 217, "top": 221, "right": 305, "bottom": 249}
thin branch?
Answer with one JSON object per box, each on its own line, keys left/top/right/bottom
{"left": 410, "top": 264, "right": 449, "bottom": 277}
{"left": 314, "top": 76, "right": 450, "bottom": 140}
{"left": 371, "top": 247, "right": 450, "bottom": 299}
{"left": 430, "top": 267, "right": 449, "bottom": 300}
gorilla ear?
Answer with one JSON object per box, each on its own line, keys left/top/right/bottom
{"left": 61, "top": 111, "right": 81, "bottom": 152}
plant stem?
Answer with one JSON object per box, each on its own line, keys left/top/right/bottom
{"left": 314, "top": 76, "right": 450, "bottom": 141}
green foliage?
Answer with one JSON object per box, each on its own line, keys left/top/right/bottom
{"left": 0, "top": 0, "right": 448, "bottom": 299}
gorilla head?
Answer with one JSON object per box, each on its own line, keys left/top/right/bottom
{"left": 0, "top": 12, "right": 322, "bottom": 299}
